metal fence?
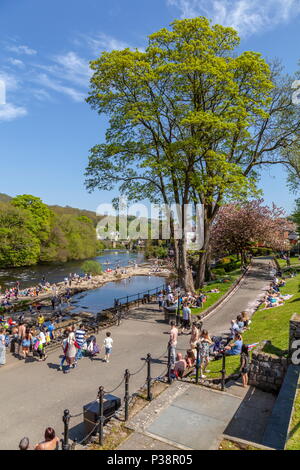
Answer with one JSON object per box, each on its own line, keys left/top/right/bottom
{"left": 57, "top": 344, "right": 227, "bottom": 450}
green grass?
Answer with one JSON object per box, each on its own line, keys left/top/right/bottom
{"left": 286, "top": 389, "right": 300, "bottom": 450}
{"left": 277, "top": 256, "right": 300, "bottom": 269}
{"left": 191, "top": 268, "right": 241, "bottom": 316}
{"left": 202, "top": 271, "right": 300, "bottom": 379}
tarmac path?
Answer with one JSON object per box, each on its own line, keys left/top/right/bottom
{"left": 0, "top": 257, "right": 271, "bottom": 450}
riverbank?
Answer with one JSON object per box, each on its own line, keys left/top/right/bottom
{"left": 1, "top": 263, "right": 172, "bottom": 315}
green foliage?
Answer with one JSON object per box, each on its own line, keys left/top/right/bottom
{"left": 81, "top": 260, "right": 103, "bottom": 275}
{"left": 0, "top": 195, "right": 100, "bottom": 268}
{"left": 11, "top": 194, "right": 51, "bottom": 242}
{"left": 250, "top": 247, "right": 272, "bottom": 256}
{"left": 0, "top": 203, "right": 40, "bottom": 267}
{"left": 213, "top": 268, "right": 226, "bottom": 276}
{"left": 145, "top": 245, "right": 168, "bottom": 259}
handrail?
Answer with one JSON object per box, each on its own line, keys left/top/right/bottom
{"left": 115, "top": 283, "right": 167, "bottom": 304}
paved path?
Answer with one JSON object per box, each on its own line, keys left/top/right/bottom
{"left": 118, "top": 380, "right": 276, "bottom": 450}
{"left": 0, "top": 257, "right": 271, "bottom": 450}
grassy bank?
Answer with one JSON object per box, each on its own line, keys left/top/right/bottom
{"left": 191, "top": 267, "right": 242, "bottom": 316}
{"left": 286, "top": 390, "right": 300, "bottom": 450}
{"left": 277, "top": 256, "right": 300, "bottom": 269}
{"left": 206, "top": 269, "right": 300, "bottom": 379}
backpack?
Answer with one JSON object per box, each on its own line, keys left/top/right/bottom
{"left": 5, "top": 335, "right": 10, "bottom": 347}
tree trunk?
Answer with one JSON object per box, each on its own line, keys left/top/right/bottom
{"left": 195, "top": 220, "right": 211, "bottom": 289}
{"left": 205, "top": 247, "right": 212, "bottom": 282}
{"left": 177, "top": 237, "right": 195, "bottom": 292}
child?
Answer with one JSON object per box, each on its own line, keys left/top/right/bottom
{"left": 104, "top": 332, "right": 113, "bottom": 363}
{"left": 240, "top": 344, "right": 249, "bottom": 387}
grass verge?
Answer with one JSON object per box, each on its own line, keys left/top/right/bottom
{"left": 204, "top": 270, "right": 300, "bottom": 379}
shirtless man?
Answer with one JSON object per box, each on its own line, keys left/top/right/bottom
{"left": 35, "top": 428, "right": 59, "bottom": 450}
{"left": 17, "top": 321, "right": 26, "bottom": 357}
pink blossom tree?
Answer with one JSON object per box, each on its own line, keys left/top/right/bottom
{"left": 211, "top": 200, "right": 294, "bottom": 263}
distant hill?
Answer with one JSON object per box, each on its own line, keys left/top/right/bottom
{"left": 0, "top": 193, "right": 12, "bottom": 203}
{"left": 0, "top": 194, "right": 101, "bottom": 224}
{"left": 49, "top": 205, "right": 101, "bottom": 225}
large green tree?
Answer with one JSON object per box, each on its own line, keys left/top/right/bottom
{"left": 86, "top": 17, "right": 276, "bottom": 290}
{"left": 0, "top": 203, "right": 40, "bottom": 267}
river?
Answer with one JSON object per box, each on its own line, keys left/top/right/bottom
{"left": 0, "top": 250, "right": 145, "bottom": 290}
{"left": 70, "top": 275, "right": 165, "bottom": 314}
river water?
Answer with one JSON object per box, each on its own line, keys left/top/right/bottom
{"left": 70, "top": 275, "right": 165, "bottom": 314}
{"left": 0, "top": 250, "right": 167, "bottom": 314}
{"left": 0, "top": 250, "right": 145, "bottom": 290}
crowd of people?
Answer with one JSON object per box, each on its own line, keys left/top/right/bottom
{"left": 168, "top": 315, "right": 251, "bottom": 385}
{"left": 0, "top": 312, "right": 114, "bottom": 371}
{"left": 262, "top": 276, "right": 293, "bottom": 309}
{"left": 157, "top": 283, "right": 220, "bottom": 314}
{"left": 58, "top": 324, "right": 113, "bottom": 373}
{"left": 164, "top": 280, "right": 256, "bottom": 386}
{"left": 0, "top": 272, "right": 97, "bottom": 311}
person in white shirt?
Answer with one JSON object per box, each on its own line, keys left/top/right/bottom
{"left": 104, "top": 332, "right": 113, "bottom": 363}
{"left": 167, "top": 292, "right": 174, "bottom": 306}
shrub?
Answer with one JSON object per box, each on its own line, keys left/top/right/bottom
{"left": 81, "top": 260, "right": 103, "bottom": 275}
{"left": 213, "top": 268, "right": 226, "bottom": 276}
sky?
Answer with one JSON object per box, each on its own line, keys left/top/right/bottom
{"left": 0, "top": 0, "right": 300, "bottom": 215}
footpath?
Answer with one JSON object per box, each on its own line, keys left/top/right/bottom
{"left": 0, "top": 258, "right": 271, "bottom": 450}
{"left": 118, "top": 257, "right": 275, "bottom": 451}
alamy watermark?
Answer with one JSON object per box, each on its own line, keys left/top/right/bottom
{"left": 291, "top": 339, "right": 300, "bottom": 365}
{"left": 0, "top": 79, "right": 6, "bottom": 105}
{"left": 96, "top": 198, "right": 204, "bottom": 250}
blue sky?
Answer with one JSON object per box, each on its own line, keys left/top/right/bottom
{"left": 0, "top": 0, "right": 300, "bottom": 215}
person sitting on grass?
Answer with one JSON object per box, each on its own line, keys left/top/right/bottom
{"left": 224, "top": 333, "right": 243, "bottom": 356}
{"left": 241, "top": 311, "right": 251, "bottom": 329}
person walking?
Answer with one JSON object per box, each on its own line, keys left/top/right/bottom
{"left": 190, "top": 322, "right": 200, "bottom": 349}
{"left": 199, "top": 330, "right": 213, "bottom": 378}
{"left": 0, "top": 328, "right": 6, "bottom": 366}
{"left": 17, "top": 321, "right": 26, "bottom": 358}
{"left": 104, "top": 332, "right": 113, "bottom": 363}
{"left": 169, "top": 321, "right": 178, "bottom": 365}
{"left": 37, "top": 330, "right": 48, "bottom": 362}
{"left": 75, "top": 324, "right": 86, "bottom": 363}
{"left": 181, "top": 303, "right": 191, "bottom": 334}
{"left": 21, "top": 328, "right": 32, "bottom": 360}
{"left": 64, "top": 330, "right": 76, "bottom": 373}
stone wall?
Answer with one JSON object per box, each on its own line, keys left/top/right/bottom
{"left": 289, "top": 313, "right": 300, "bottom": 361}
{"left": 249, "top": 341, "right": 288, "bottom": 393}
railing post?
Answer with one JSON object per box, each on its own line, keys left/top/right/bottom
{"left": 62, "top": 409, "right": 70, "bottom": 450}
{"left": 98, "top": 386, "right": 104, "bottom": 446}
{"left": 176, "top": 297, "right": 181, "bottom": 327}
{"left": 137, "top": 293, "right": 140, "bottom": 307}
{"left": 124, "top": 369, "right": 130, "bottom": 421}
{"left": 221, "top": 353, "right": 226, "bottom": 391}
{"left": 126, "top": 296, "right": 129, "bottom": 311}
{"left": 167, "top": 343, "right": 172, "bottom": 384}
{"left": 196, "top": 343, "right": 201, "bottom": 384}
{"left": 146, "top": 353, "right": 152, "bottom": 401}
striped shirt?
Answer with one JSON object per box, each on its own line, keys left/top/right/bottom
{"left": 75, "top": 329, "right": 85, "bottom": 347}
